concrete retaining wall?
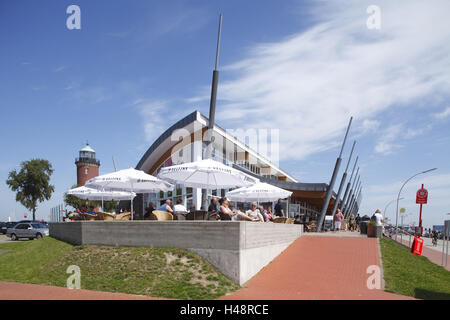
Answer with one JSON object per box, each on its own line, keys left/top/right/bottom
{"left": 49, "top": 221, "right": 302, "bottom": 285}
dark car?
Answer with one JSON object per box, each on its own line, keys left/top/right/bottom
{"left": 0, "top": 222, "right": 6, "bottom": 234}
{"left": 1, "top": 222, "right": 17, "bottom": 234}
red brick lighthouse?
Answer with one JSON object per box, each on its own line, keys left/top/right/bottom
{"left": 75, "top": 143, "right": 100, "bottom": 186}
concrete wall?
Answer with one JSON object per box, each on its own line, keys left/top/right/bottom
{"left": 49, "top": 221, "right": 302, "bottom": 285}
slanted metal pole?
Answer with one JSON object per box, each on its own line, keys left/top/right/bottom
{"left": 349, "top": 184, "right": 362, "bottom": 217}
{"left": 344, "top": 168, "right": 359, "bottom": 217}
{"left": 349, "top": 180, "right": 361, "bottom": 217}
{"left": 330, "top": 141, "right": 356, "bottom": 220}
{"left": 202, "top": 14, "right": 223, "bottom": 210}
{"left": 341, "top": 156, "right": 358, "bottom": 215}
{"left": 316, "top": 117, "right": 353, "bottom": 232}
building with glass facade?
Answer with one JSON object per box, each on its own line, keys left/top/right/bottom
{"left": 135, "top": 110, "right": 346, "bottom": 220}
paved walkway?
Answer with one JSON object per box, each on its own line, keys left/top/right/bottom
{"left": 0, "top": 281, "right": 164, "bottom": 300}
{"left": 0, "top": 234, "right": 414, "bottom": 300}
{"left": 220, "top": 235, "right": 412, "bottom": 300}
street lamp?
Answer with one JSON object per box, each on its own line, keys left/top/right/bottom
{"left": 395, "top": 168, "right": 437, "bottom": 237}
{"left": 384, "top": 197, "right": 403, "bottom": 224}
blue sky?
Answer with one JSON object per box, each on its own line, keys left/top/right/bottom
{"left": 1, "top": 0, "right": 449, "bottom": 227}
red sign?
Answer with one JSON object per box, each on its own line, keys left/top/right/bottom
{"left": 416, "top": 188, "right": 428, "bottom": 204}
{"left": 410, "top": 236, "right": 424, "bottom": 256}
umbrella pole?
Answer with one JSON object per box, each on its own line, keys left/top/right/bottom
{"left": 131, "top": 182, "right": 134, "bottom": 220}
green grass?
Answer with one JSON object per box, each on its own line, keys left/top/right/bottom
{"left": 380, "top": 237, "right": 450, "bottom": 299}
{"left": 0, "top": 237, "right": 239, "bottom": 299}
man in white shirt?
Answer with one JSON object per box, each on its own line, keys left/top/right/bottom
{"left": 173, "top": 198, "right": 188, "bottom": 220}
{"left": 374, "top": 209, "right": 384, "bottom": 226}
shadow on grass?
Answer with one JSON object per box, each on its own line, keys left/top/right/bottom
{"left": 414, "top": 288, "right": 450, "bottom": 300}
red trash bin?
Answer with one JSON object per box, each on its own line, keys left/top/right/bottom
{"left": 410, "top": 236, "right": 424, "bottom": 256}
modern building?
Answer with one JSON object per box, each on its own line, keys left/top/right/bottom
{"left": 75, "top": 143, "right": 100, "bottom": 186}
{"left": 135, "top": 110, "right": 355, "bottom": 221}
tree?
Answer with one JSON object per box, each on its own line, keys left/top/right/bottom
{"left": 6, "top": 159, "right": 54, "bottom": 221}
{"left": 64, "top": 185, "right": 87, "bottom": 210}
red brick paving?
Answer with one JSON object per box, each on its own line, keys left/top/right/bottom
{"left": 219, "top": 236, "right": 413, "bottom": 300}
{"left": 0, "top": 281, "right": 164, "bottom": 300}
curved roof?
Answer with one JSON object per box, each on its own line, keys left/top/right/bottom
{"left": 136, "top": 111, "right": 198, "bottom": 170}
{"left": 80, "top": 144, "right": 95, "bottom": 153}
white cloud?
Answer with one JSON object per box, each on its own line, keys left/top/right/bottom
{"left": 190, "top": 0, "right": 450, "bottom": 161}
{"left": 433, "top": 106, "right": 450, "bottom": 119}
{"left": 135, "top": 99, "right": 171, "bottom": 143}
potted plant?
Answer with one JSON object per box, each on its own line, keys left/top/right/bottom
{"left": 367, "top": 220, "right": 377, "bottom": 237}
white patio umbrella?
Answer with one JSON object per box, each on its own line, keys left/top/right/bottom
{"left": 67, "top": 186, "right": 137, "bottom": 210}
{"left": 157, "top": 158, "right": 259, "bottom": 210}
{"left": 157, "top": 159, "right": 259, "bottom": 189}
{"left": 85, "top": 168, "right": 173, "bottom": 220}
{"left": 225, "top": 182, "right": 292, "bottom": 203}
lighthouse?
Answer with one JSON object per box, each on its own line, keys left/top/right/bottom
{"left": 75, "top": 143, "right": 100, "bottom": 186}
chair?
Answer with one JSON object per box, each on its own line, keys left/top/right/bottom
{"left": 80, "top": 212, "right": 96, "bottom": 221}
{"left": 115, "top": 212, "right": 131, "bottom": 221}
{"left": 173, "top": 211, "right": 187, "bottom": 220}
{"left": 304, "top": 221, "right": 317, "bottom": 232}
{"left": 285, "top": 218, "right": 295, "bottom": 224}
{"left": 272, "top": 217, "right": 296, "bottom": 224}
{"left": 96, "top": 212, "right": 116, "bottom": 221}
{"left": 273, "top": 217, "right": 287, "bottom": 224}
{"left": 150, "top": 210, "right": 173, "bottom": 221}
{"left": 186, "top": 210, "right": 207, "bottom": 220}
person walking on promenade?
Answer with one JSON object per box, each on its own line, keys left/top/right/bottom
{"left": 355, "top": 214, "right": 361, "bottom": 232}
{"left": 334, "top": 209, "right": 344, "bottom": 231}
{"left": 349, "top": 213, "right": 355, "bottom": 231}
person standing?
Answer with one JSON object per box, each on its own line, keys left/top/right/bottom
{"left": 349, "top": 213, "right": 355, "bottom": 232}
{"left": 355, "top": 214, "right": 361, "bottom": 232}
{"left": 373, "top": 209, "right": 384, "bottom": 226}
{"left": 334, "top": 209, "right": 344, "bottom": 231}
{"left": 274, "top": 199, "right": 285, "bottom": 217}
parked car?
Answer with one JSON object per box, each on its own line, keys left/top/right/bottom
{"left": 6, "top": 222, "right": 49, "bottom": 241}
{"left": 1, "top": 222, "right": 17, "bottom": 234}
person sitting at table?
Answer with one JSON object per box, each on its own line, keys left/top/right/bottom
{"left": 208, "top": 197, "right": 219, "bottom": 220}
{"left": 158, "top": 199, "right": 173, "bottom": 213}
{"left": 144, "top": 202, "right": 155, "bottom": 219}
{"left": 259, "top": 206, "right": 270, "bottom": 222}
{"left": 86, "top": 206, "right": 97, "bottom": 215}
{"left": 265, "top": 207, "right": 274, "bottom": 221}
{"left": 246, "top": 203, "right": 265, "bottom": 222}
{"left": 173, "top": 198, "right": 188, "bottom": 220}
{"left": 219, "top": 198, "right": 254, "bottom": 221}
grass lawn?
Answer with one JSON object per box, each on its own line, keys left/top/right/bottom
{"left": 0, "top": 237, "right": 239, "bottom": 299}
{"left": 380, "top": 237, "right": 450, "bottom": 299}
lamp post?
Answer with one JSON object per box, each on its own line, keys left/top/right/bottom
{"left": 384, "top": 197, "right": 404, "bottom": 224}
{"left": 395, "top": 168, "right": 437, "bottom": 237}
